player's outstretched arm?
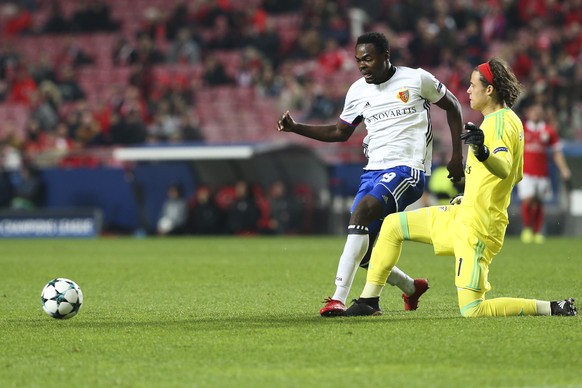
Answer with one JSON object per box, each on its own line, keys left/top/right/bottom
{"left": 435, "top": 91, "right": 464, "bottom": 182}
{"left": 277, "top": 111, "right": 356, "bottom": 142}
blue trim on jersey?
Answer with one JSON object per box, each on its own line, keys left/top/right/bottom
{"left": 351, "top": 166, "right": 425, "bottom": 235}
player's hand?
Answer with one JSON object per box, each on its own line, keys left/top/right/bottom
{"left": 446, "top": 154, "right": 464, "bottom": 182}
{"left": 277, "top": 111, "right": 296, "bottom": 132}
{"left": 564, "top": 178, "right": 573, "bottom": 192}
{"left": 449, "top": 193, "right": 464, "bottom": 205}
{"left": 460, "top": 122, "right": 484, "bottom": 149}
{"left": 461, "top": 122, "right": 489, "bottom": 161}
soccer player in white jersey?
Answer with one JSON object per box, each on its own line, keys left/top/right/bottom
{"left": 277, "top": 32, "right": 464, "bottom": 316}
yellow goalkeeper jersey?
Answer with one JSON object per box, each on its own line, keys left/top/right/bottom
{"left": 457, "top": 108, "right": 524, "bottom": 253}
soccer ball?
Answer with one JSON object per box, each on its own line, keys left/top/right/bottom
{"left": 40, "top": 278, "right": 83, "bottom": 319}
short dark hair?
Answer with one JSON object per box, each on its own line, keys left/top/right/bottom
{"left": 356, "top": 32, "right": 390, "bottom": 55}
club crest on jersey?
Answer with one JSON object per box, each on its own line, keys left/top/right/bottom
{"left": 397, "top": 88, "right": 410, "bottom": 103}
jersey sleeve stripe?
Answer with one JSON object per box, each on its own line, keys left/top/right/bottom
{"left": 339, "top": 117, "right": 359, "bottom": 127}
{"left": 495, "top": 111, "right": 506, "bottom": 140}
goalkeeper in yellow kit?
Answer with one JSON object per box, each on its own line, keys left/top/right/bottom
{"left": 345, "top": 58, "right": 577, "bottom": 317}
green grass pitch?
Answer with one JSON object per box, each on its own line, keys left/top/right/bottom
{"left": 1, "top": 236, "right": 580, "bottom": 387}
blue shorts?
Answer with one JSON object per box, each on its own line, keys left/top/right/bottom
{"left": 352, "top": 166, "right": 425, "bottom": 235}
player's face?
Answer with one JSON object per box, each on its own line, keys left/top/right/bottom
{"left": 355, "top": 43, "right": 389, "bottom": 84}
{"left": 528, "top": 105, "right": 543, "bottom": 122}
{"left": 467, "top": 70, "right": 489, "bottom": 112}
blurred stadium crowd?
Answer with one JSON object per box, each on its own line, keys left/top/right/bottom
{"left": 0, "top": 0, "right": 581, "bottom": 170}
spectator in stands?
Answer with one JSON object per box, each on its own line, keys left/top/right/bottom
{"left": 147, "top": 100, "right": 181, "bottom": 143}
{"left": 70, "top": 0, "right": 119, "bottom": 33}
{"left": 56, "top": 37, "right": 95, "bottom": 68}
{"left": 0, "top": 40, "right": 20, "bottom": 76}
{"left": 188, "top": 185, "right": 224, "bottom": 234}
{"left": 323, "top": 10, "right": 350, "bottom": 47}
{"left": 433, "top": 12, "right": 459, "bottom": 53}
{"left": 30, "top": 83, "right": 60, "bottom": 132}
{"left": 206, "top": 14, "right": 240, "bottom": 50}
{"left": 290, "top": 26, "right": 323, "bottom": 60}
{"left": 112, "top": 36, "right": 138, "bottom": 66}
{"left": 202, "top": 54, "right": 233, "bottom": 86}
{"left": 116, "top": 85, "right": 149, "bottom": 122}
{"left": 277, "top": 73, "right": 306, "bottom": 113}
{"left": 7, "top": 64, "right": 37, "bottom": 105}
{"left": 72, "top": 108, "right": 101, "bottom": 148}
{"left": 347, "top": 0, "right": 380, "bottom": 41}
{"left": 265, "top": 180, "right": 296, "bottom": 234}
{"left": 31, "top": 52, "right": 57, "bottom": 85}
{"left": 408, "top": 17, "right": 442, "bottom": 68}
{"left": 481, "top": 6, "right": 508, "bottom": 43}
{"left": 0, "top": 130, "right": 23, "bottom": 172}
{"left": 137, "top": 6, "right": 169, "bottom": 42}
{"left": 131, "top": 34, "right": 165, "bottom": 66}
{"left": 43, "top": 1, "right": 70, "bottom": 34}
{"left": 235, "top": 46, "right": 264, "bottom": 87}
{"left": 461, "top": 19, "right": 487, "bottom": 67}
{"left": 303, "top": 84, "right": 342, "bottom": 121}
{"left": 256, "top": 62, "right": 283, "bottom": 98}
{"left": 246, "top": 19, "right": 282, "bottom": 69}
{"left": 167, "top": 27, "right": 201, "bottom": 65}
{"left": 44, "top": 121, "right": 73, "bottom": 153}
{"left": 23, "top": 117, "right": 47, "bottom": 154}
{"left": 2, "top": 3, "right": 33, "bottom": 36}
{"left": 157, "top": 183, "right": 188, "bottom": 236}
{"left": 55, "top": 65, "right": 85, "bottom": 102}
{"left": 10, "top": 163, "right": 45, "bottom": 210}
{"left": 225, "top": 180, "right": 261, "bottom": 235}
{"left": 179, "top": 111, "right": 205, "bottom": 142}
{"left": 164, "top": 0, "right": 190, "bottom": 41}
{"left": 129, "top": 62, "right": 156, "bottom": 102}
{"left": 110, "top": 109, "right": 148, "bottom": 145}
{"left": 318, "top": 37, "right": 349, "bottom": 74}
{"left": 91, "top": 101, "right": 113, "bottom": 143}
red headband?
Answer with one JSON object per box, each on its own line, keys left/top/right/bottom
{"left": 478, "top": 62, "right": 494, "bottom": 85}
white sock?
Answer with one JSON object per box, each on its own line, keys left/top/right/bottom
{"left": 387, "top": 266, "right": 416, "bottom": 296}
{"left": 332, "top": 233, "right": 368, "bottom": 304}
{"left": 535, "top": 300, "right": 551, "bottom": 316}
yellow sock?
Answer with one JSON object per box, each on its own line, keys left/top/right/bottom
{"left": 361, "top": 282, "right": 384, "bottom": 298}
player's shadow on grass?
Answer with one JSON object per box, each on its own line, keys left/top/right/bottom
{"left": 24, "top": 311, "right": 462, "bottom": 330}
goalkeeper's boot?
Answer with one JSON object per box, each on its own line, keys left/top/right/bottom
{"left": 402, "top": 278, "right": 429, "bottom": 311}
{"left": 344, "top": 298, "right": 382, "bottom": 316}
{"left": 320, "top": 297, "right": 346, "bottom": 317}
{"left": 550, "top": 298, "right": 577, "bottom": 316}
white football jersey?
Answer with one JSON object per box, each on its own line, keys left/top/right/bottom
{"left": 340, "top": 66, "right": 447, "bottom": 174}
